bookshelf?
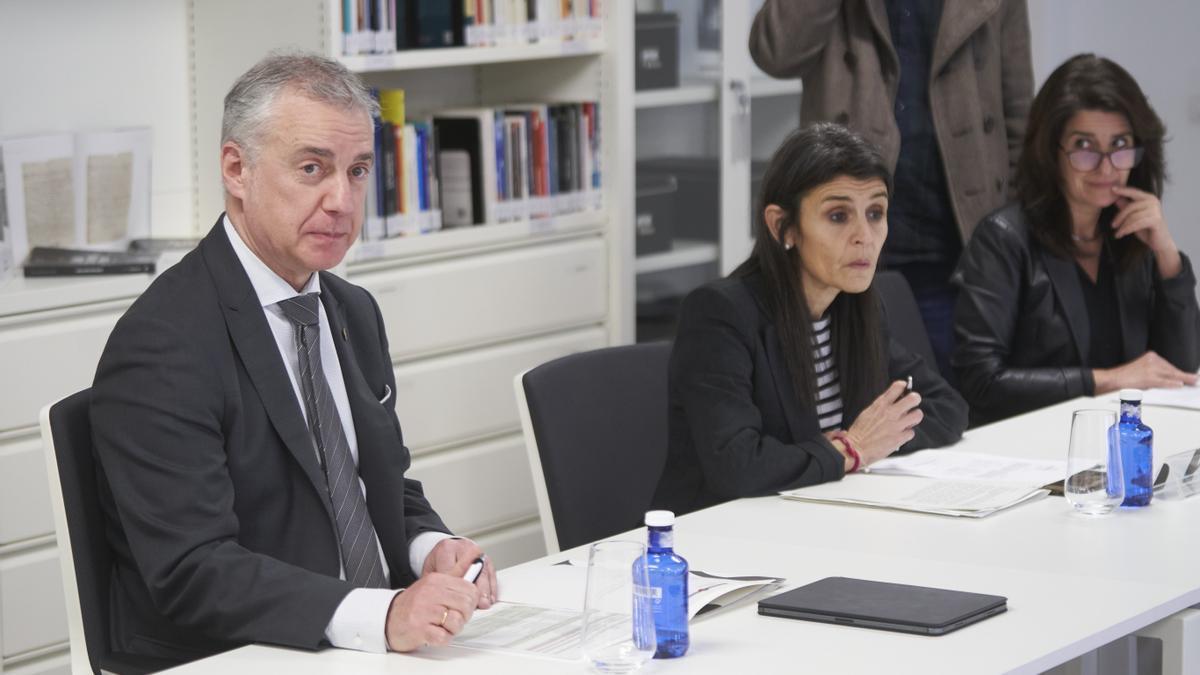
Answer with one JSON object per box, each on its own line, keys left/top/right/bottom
{"left": 340, "top": 37, "right": 607, "bottom": 72}
{"left": 630, "top": 0, "right": 800, "bottom": 341}
{"left": 634, "top": 76, "right": 801, "bottom": 109}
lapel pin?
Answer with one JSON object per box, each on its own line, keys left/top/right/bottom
{"left": 342, "top": 327, "right": 348, "bottom": 341}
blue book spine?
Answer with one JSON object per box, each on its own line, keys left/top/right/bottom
{"left": 494, "top": 111, "right": 507, "bottom": 201}
{"left": 416, "top": 125, "right": 429, "bottom": 211}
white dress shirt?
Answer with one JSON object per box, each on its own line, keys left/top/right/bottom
{"left": 223, "top": 217, "right": 450, "bottom": 652}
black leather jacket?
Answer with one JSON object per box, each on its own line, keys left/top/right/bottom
{"left": 952, "top": 203, "right": 1200, "bottom": 425}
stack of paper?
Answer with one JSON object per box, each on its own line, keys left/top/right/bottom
{"left": 780, "top": 473, "right": 1048, "bottom": 518}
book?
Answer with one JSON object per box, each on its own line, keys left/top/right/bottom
{"left": 23, "top": 246, "right": 155, "bottom": 277}
{"left": 127, "top": 237, "right": 199, "bottom": 255}
{"left": 432, "top": 110, "right": 498, "bottom": 225}
{"left": 411, "top": 0, "right": 464, "bottom": 48}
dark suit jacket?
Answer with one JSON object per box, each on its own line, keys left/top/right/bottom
{"left": 953, "top": 203, "right": 1200, "bottom": 425}
{"left": 91, "top": 218, "right": 449, "bottom": 665}
{"left": 653, "top": 272, "right": 968, "bottom": 516}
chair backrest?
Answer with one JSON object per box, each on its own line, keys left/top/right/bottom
{"left": 514, "top": 342, "right": 671, "bottom": 553}
{"left": 875, "top": 270, "right": 937, "bottom": 368}
{"left": 41, "top": 389, "right": 108, "bottom": 675}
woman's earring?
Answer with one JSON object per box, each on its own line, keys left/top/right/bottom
{"left": 784, "top": 242, "right": 794, "bottom": 251}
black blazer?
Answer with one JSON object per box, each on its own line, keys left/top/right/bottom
{"left": 652, "top": 271, "right": 968, "bottom": 516}
{"left": 91, "top": 218, "right": 449, "bottom": 665}
{"left": 953, "top": 203, "right": 1200, "bottom": 425}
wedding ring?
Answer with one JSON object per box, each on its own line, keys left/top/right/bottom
{"left": 438, "top": 608, "right": 449, "bottom": 627}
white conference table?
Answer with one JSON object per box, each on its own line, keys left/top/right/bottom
{"left": 166, "top": 396, "right": 1200, "bottom": 675}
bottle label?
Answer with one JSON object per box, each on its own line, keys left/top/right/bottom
{"left": 650, "top": 529, "right": 674, "bottom": 549}
{"left": 633, "top": 584, "right": 659, "bottom": 599}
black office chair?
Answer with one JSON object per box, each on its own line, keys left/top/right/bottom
{"left": 514, "top": 342, "right": 671, "bottom": 553}
{"left": 40, "top": 389, "right": 176, "bottom": 675}
{"left": 874, "top": 270, "right": 938, "bottom": 369}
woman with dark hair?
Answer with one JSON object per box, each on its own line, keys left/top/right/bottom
{"left": 954, "top": 54, "right": 1200, "bottom": 425}
{"left": 653, "top": 123, "right": 968, "bottom": 516}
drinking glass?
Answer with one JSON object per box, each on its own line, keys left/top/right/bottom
{"left": 1065, "top": 409, "right": 1124, "bottom": 515}
{"left": 581, "top": 540, "right": 656, "bottom": 673}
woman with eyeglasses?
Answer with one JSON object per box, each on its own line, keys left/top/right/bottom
{"left": 953, "top": 54, "right": 1200, "bottom": 425}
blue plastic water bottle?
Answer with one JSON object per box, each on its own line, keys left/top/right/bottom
{"left": 1117, "top": 389, "right": 1153, "bottom": 507}
{"left": 641, "top": 510, "right": 689, "bottom": 658}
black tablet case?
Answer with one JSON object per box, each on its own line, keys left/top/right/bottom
{"left": 758, "top": 577, "right": 1007, "bottom": 636}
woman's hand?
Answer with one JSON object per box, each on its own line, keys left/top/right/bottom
{"left": 840, "top": 380, "right": 923, "bottom": 468}
{"left": 1112, "top": 186, "right": 1181, "bottom": 278}
{"left": 1093, "top": 350, "right": 1198, "bottom": 395}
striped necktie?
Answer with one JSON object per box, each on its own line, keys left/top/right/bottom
{"left": 277, "top": 293, "right": 387, "bottom": 588}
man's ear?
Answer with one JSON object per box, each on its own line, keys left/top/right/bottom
{"left": 221, "top": 142, "right": 249, "bottom": 200}
{"left": 763, "top": 204, "right": 793, "bottom": 248}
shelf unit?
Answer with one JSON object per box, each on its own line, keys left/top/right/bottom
{"left": 634, "top": 239, "right": 719, "bottom": 275}
{"left": 634, "top": 76, "right": 801, "bottom": 109}
{"left": 338, "top": 37, "right": 607, "bottom": 72}
{"left": 629, "top": 1, "right": 801, "bottom": 339}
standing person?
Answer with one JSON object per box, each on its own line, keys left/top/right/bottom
{"left": 954, "top": 54, "right": 1200, "bottom": 425}
{"left": 91, "top": 52, "right": 497, "bottom": 666}
{"left": 749, "top": 0, "right": 1034, "bottom": 380}
{"left": 653, "top": 124, "right": 967, "bottom": 517}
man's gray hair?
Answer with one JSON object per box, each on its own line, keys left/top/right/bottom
{"left": 221, "top": 51, "right": 379, "bottom": 161}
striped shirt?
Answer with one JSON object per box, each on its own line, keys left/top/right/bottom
{"left": 811, "top": 316, "right": 843, "bottom": 433}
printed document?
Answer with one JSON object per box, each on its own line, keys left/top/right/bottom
{"left": 1121, "top": 385, "right": 1200, "bottom": 411}
{"left": 780, "top": 474, "right": 1048, "bottom": 517}
{"left": 869, "top": 450, "right": 1068, "bottom": 486}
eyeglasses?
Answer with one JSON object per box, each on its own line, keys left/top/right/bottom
{"left": 1060, "top": 146, "right": 1145, "bottom": 172}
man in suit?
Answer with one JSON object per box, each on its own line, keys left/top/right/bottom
{"left": 91, "top": 52, "right": 497, "bottom": 666}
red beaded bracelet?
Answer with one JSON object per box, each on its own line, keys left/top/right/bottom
{"left": 831, "top": 431, "right": 861, "bottom": 473}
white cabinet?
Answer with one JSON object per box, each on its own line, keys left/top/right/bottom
{"left": 0, "top": 303, "right": 128, "bottom": 434}
{"left": 0, "top": 435, "right": 55, "bottom": 547}
{"left": 395, "top": 327, "right": 606, "bottom": 454}
{"left": 0, "top": 547, "right": 68, "bottom": 662}
{"left": 357, "top": 238, "right": 608, "bottom": 361}
{"left": 0, "top": 277, "right": 146, "bottom": 673}
{"left": 408, "top": 435, "right": 537, "bottom": 537}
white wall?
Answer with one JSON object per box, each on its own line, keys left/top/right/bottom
{"left": 0, "top": 0, "right": 194, "bottom": 237}
{"left": 1028, "top": 1, "right": 1200, "bottom": 268}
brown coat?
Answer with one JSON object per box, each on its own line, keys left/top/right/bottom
{"left": 750, "top": 0, "right": 1033, "bottom": 243}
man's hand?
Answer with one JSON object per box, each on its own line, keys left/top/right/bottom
{"left": 422, "top": 538, "right": 500, "bottom": 609}
{"left": 385, "top": 555, "right": 480, "bottom": 652}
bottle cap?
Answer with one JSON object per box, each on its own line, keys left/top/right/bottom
{"left": 1119, "top": 388, "right": 1144, "bottom": 402}
{"left": 645, "top": 510, "right": 675, "bottom": 527}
